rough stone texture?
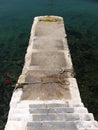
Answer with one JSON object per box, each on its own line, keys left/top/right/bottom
{"left": 20, "top": 16, "right": 73, "bottom": 101}
{"left": 5, "top": 16, "right": 98, "bottom": 130}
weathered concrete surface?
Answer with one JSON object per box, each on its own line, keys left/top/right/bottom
{"left": 5, "top": 16, "right": 98, "bottom": 130}
{"left": 18, "top": 16, "right": 75, "bottom": 101}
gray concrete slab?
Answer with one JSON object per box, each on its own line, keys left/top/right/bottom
{"left": 42, "top": 122, "right": 77, "bottom": 130}
{"left": 27, "top": 121, "right": 77, "bottom": 130}
{"left": 21, "top": 84, "right": 70, "bottom": 100}
{"left": 29, "top": 107, "right": 74, "bottom": 114}
{"left": 35, "top": 21, "right": 65, "bottom": 38}
{"left": 25, "top": 70, "right": 72, "bottom": 83}
{"left": 32, "top": 114, "right": 65, "bottom": 121}
{"left": 29, "top": 103, "right": 70, "bottom": 109}
{"left": 33, "top": 37, "right": 64, "bottom": 50}
{"left": 30, "top": 52, "right": 66, "bottom": 68}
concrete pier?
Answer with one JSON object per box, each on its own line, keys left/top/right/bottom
{"left": 5, "top": 16, "right": 98, "bottom": 130}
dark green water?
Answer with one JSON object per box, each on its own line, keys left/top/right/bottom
{"left": 0, "top": 0, "right": 98, "bottom": 40}
{"left": 0, "top": 0, "right": 98, "bottom": 129}
{"left": 0, "top": 0, "right": 98, "bottom": 73}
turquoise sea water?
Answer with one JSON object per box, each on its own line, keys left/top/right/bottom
{"left": 0, "top": 0, "right": 98, "bottom": 129}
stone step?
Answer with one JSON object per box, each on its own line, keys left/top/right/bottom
{"left": 9, "top": 110, "right": 94, "bottom": 121}
{"left": 11, "top": 105, "right": 74, "bottom": 114}
{"left": 29, "top": 107, "right": 88, "bottom": 114}
{"left": 33, "top": 114, "right": 65, "bottom": 121}
{"left": 27, "top": 121, "right": 98, "bottom": 130}
{"left": 14, "top": 107, "right": 88, "bottom": 115}
{"left": 29, "top": 107, "right": 74, "bottom": 114}
{"left": 32, "top": 113, "right": 93, "bottom": 122}
{"left": 76, "top": 120, "right": 98, "bottom": 129}
{"left": 79, "top": 113, "right": 94, "bottom": 121}
{"left": 16, "top": 100, "right": 70, "bottom": 108}
{"left": 16, "top": 101, "right": 84, "bottom": 109}
{"left": 27, "top": 121, "right": 77, "bottom": 130}
{"left": 29, "top": 103, "right": 69, "bottom": 109}
{"left": 74, "top": 107, "right": 88, "bottom": 113}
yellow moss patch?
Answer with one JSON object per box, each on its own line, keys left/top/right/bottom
{"left": 40, "top": 17, "right": 61, "bottom": 22}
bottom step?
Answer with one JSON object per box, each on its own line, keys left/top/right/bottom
{"left": 27, "top": 122, "right": 76, "bottom": 130}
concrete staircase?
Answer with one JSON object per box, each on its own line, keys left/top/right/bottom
{"left": 27, "top": 104, "right": 95, "bottom": 130}
{"left": 5, "top": 16, "right": 98, "bottom": 130}
{"left": 6, "top": 101, "right": 98, "bottom": 130}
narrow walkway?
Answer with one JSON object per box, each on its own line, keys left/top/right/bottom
{"left": 5, "top": 16, "right": 98, "bottom": 130}
{"left": 21, "top": 16, "right": 73, "bottom": 100}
